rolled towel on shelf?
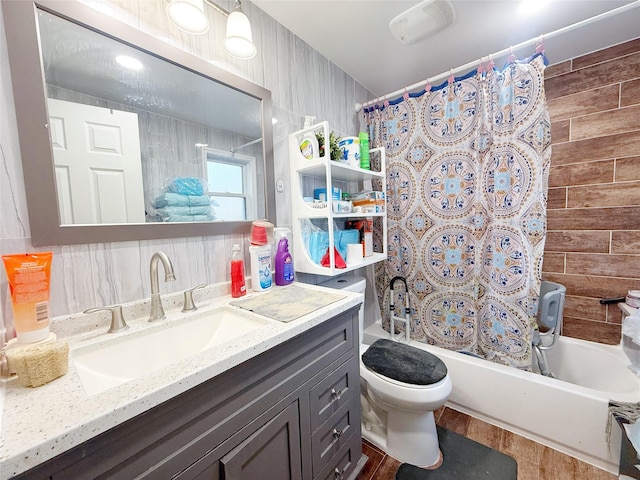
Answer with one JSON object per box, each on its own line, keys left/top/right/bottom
{"left": 156, "top": 205, "right": 212, "bottom": 217}
{"left": 161, "top": 214, "right": 215, "bottom": 222}
{"left": 167, "top": 177, "right": 204, "bottom": 196}
{"left": 153, "top": 193, "right": 211, "bottom": 208}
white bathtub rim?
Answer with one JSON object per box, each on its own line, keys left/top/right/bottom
{"left": 363, "top": 321, "right": 640, "bottom": 403}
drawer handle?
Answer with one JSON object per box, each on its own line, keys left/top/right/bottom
{"left": 333, "top": 428, "right": 343, "bottom": 439}
{"left": 334, "top": 467, "right": 345, "bottom": 479}
{"left": 331, "top": 388, "right": 343, "bottom": 400}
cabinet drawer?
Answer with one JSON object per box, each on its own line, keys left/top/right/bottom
{"left": 312, "top": 395, "right": 360, "bottom": 476}
{"left": 314, "top": 432, "right": 362, "bottom": 480}
{"left": 309, "top": 356, "right": 359, "bottom": 432}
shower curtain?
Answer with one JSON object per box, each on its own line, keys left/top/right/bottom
{"left": 366, "top": 52, "right": 551, "bottom": 369}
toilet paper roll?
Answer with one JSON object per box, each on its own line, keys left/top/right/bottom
{"left": 346, "top": 243, "right": 364, "bottom": 265}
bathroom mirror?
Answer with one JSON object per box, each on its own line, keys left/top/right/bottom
{"left": 3, "top": 0, "right": 275, "bottom": 246}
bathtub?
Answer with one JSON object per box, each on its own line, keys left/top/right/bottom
{"left": 363, "top": 321, "right": 640, "bottom": 473}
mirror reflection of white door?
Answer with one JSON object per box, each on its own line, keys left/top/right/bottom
{"left": 47, "top": 98, "right": 145, "bottom": 224}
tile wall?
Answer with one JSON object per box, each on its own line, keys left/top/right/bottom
{"left": 544, "top": 38, "right": 640, "bottom": 345}
{"left": 0, "top": 0, "right": 371, "bottom": 339}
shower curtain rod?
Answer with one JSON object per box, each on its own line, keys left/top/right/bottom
{"left": 355, "top": 0, "right": 640, "bottom": 112}
{"left": 230, "top": 137, "right": 262, "bottom": 153}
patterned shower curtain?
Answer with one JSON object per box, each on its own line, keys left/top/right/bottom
{"left": 366, "top": 52, "right": 551, "bottom": 370}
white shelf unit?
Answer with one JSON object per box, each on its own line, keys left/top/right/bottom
{"left": 289, "top": 121, "right": 387, "bottom": 276}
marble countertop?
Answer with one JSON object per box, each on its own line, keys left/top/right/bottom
{"left": 0, "top": 282, "right": 362, "bottom": 479}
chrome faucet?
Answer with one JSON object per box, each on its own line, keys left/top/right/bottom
{"left": 182, "top": 284, "right": 206, "bottom": 313}
{"left": 83, "top": 305, "right": 129, "bottom": 333}
{"left": 149, "top": 251, "right": 176, "bottom": 321}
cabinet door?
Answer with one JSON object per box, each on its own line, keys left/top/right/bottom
{"left": 221, "top": 401, "right": 303, "bottom": 480}
{"left": 176, "top": 401, "right": 303, "bottom": 480}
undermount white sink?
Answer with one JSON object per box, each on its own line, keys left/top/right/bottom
{"left": 73, "top": 307, "right": 269, "bottom": 396}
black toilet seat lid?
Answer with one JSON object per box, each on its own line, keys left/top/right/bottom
{"left": 362, "top": 339, "right": 448, "bottom": 386}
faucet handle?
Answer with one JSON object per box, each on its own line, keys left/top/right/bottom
{"left": 182, "top": 284, "right": 207, "bottom": 312}
{"left": 83, "top": 305, "right": 130, "bottom": 333}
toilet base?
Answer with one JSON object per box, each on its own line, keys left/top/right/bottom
{"left": 362, "top": 409, "right": 442, "bottom": 467}
{"left": 427, "top": 450, "right": 444, "bottom": 470}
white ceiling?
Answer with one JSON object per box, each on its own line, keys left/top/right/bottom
{"left": 252, "top": 0, "right": 640, "bottom": 101}
{"left": 39, "top": 7, "right": 263, "bottom": 139}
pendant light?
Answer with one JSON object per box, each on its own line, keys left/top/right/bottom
{"left": 223, "top": 0, "right": 257, "bottom": 59}
{"left": 166, "top": 0, "right": 209, "bottom": 35}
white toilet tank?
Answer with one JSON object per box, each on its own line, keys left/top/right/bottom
{"left": 320, "top": 276, "right": 366, "bottom": 343}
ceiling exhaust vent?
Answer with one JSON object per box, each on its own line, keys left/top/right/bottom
{"left": 389, "top": 0, "right": 456, "bottom": 45}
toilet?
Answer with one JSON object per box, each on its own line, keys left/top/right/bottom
{"left": 319, "top": 276, "right": 452, "bottom": 468}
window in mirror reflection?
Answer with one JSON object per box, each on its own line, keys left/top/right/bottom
{"left": 205, "top": 148, "right": 256, "bottom": 221}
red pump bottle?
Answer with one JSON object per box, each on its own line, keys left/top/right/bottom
{"left": 230, "top": 244, "right": 246, "bottom": 298}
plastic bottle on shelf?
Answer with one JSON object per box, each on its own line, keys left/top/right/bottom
{"left": 299, "top": 116, "right": 319, "bottom": 160}
{"left": 230, "top": 244, "right": 246, "bottom": 298}
{"left": 359, "top": 131, "right": 370, "bottom": 170}
{"left": 275, "top": 237, "right": 294, "bottom": 286}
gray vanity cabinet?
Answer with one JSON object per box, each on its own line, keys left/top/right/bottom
{"left": 13, "top": 306, "right": 364, "bottom": 480}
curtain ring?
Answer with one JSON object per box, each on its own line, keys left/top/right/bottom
{"left": 507, "top": 46, "right": 516, "bottom": 64}
{"left": 486, "top": 54, "right": 495, "bottom": 71}
{"left": 448, "top": 69, "right": 454, "bottom": 84}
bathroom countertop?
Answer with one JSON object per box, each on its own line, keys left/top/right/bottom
{"left": 0, "top": 282, "right": 362, "bottom": 479}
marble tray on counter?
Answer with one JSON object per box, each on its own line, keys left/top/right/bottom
{"left": 230, "top": 285, "right": 346, "bottom": 322}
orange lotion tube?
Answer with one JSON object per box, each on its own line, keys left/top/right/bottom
{"left": 2, "top": 252, "right": 53, "bottom": 343}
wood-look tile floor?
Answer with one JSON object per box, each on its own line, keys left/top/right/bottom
{"left": 358, "top": 407, "right": 618, "bottom": 480}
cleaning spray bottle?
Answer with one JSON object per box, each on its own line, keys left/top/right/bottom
{"left": 275, "top": 236, "right": 294, "bottom": 286}
{"left": 299, "top": 116, "right": 319, "bottom": 160}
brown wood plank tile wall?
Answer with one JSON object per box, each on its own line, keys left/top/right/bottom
{"left": 544, "top": 38, "right": 640, "bottom": 345}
